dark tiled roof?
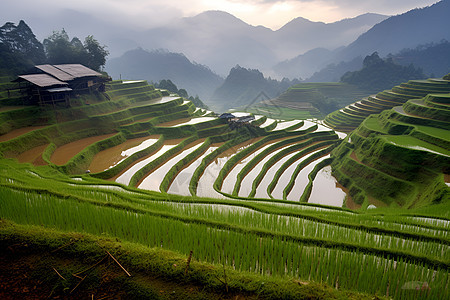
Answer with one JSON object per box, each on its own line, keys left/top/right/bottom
{"left": 53, "top": 64, "right": 102, "bottom": 78}
{"left": 35, "top": 64, "right": 75, "bottom": 81}
{"left": 16, "top": 74, "right": 69, "bottom": 88}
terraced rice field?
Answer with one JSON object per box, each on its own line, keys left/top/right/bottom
{"left": 325, "top": 78, "right": 450, "bottom": 132}
{"left": 1, "top": 79, "right": 448, "bottom": 300}
{"left": 0, "top": 157, "right": 448, "bottom": 299}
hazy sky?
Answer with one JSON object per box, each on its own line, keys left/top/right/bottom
{"left": 2, "top": 0, "right": 440, "bottom": 30}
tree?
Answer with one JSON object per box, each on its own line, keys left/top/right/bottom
{"left": 341, "top": 52, "right": 426, "bottom": 92}
{"left": 43, "top": 29, "right": 79, "bottom": 65}
{"left": 0, "top": 20, "right": 45, "bottom": 74}
{"left": 43, "top": 30, "right": 109, "bottom": 71}
{"left": 157, "top": 79, "right": 178, "bottom": 94}
{"left": 83, "top": 35, "right": 109, "bottom": 71}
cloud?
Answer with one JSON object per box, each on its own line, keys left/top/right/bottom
{"left": 0, "top": 0, "right": 441, "bottom": 32}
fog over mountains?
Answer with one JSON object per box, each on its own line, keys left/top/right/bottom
{"left": 137, "top": 11, "right": 388, "bottom": 76}
{"left": 3, "top": 0, "right": 449, "bottom": 109}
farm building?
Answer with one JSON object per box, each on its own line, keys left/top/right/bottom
{"left": 14, "top": 64, "right": 107, "bottom": 106}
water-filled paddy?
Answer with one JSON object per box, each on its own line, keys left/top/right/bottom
{"left": 130, "top": 95, "right": 180, "bottom": 107}
{"left": 221, "top": 142, "right": 277, "bottom": 195}
{"left": 89, "top": 135, "right": 160, "bottom": 173}
{"left": 286, "top": 155, "right": 329, "bottom": 201}
{"left": 301, "top": 120, "right": 333, "bottom": 132}
{"left": 138, "top": 140, "right": 205, "bottom": 191}
{"left": 308, "top": 165, "right": 347, "bottom": 207}
{"left": 168, "top": 145, "right": 220, "bottom": 196}
{"left": 238, "top": 147, "right": 287, "bottom": 197}
{"left": 0, "top": 125, "right": 47, "bottom": 142}
{"left": 196, "top": 138, "right": 260, "bottom": 198}
{"left": 14, "top": 144, "right": 48, "bottom": 165}
{"left": 172, "top": 117, "right": 217, "bottom": 127}
{"left": 254, "top": 151, "right": 299, "bottom": 198}
{"left": 272, "top": 120, "right": 302, "bottom": 131}
{"left": 114, "top": 138, "right": 184, "bottom": 185}
{"left": 50, "top": 133, "right": 117, "bottom": 165}
{"left": 259, "top": 118, "right": 277, "bottom": 128}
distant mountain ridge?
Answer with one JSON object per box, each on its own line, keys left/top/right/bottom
{"left": 136, "top": 11, "right": 388, "bottom": 75}
{"left": 106, "top": 48, "right": 223, "bottom": 101}
{"left": 301, "top": 0, "right": 450, "bottom": 82}
{"left": 336, "top": 0, "right": 450, "bottom": 62}
{"left": 209, "top": 65, "right": 300, "bottom": 112}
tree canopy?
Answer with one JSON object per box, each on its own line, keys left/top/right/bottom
{"left": 0, "top": 20, "right": 46, "bottom": 75}
{"left": 340, "top": 52, "right": 426, "bottom": 92}
{"left": 0, "top": 21, "right": 110, "bottom": 76}
{"left": 156, "top": 79, "right": 209, "bottom": 109}
{"left": 43, "top": 29, "right": 109, "bottom": 71}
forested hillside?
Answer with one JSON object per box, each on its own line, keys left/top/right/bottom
{"left": 106, "top": 48, "right": 224, "bottom": 101}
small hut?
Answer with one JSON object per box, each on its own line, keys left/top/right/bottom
{"left": 14, "top": 74, "right": 72, "bottom": 106}
{"left": 14, "top": 64, "right": 106, "bottom": 106}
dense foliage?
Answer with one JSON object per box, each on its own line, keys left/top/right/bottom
{"left": 43, "top": 29, "right": 109, "bottom": 71}
{"left": 0, "top": 21, "right": 46, "bottom": 75}
{"left": 388, "top": 40, "right": 450, "bottom": 77}
{"left": 211, "top": 65, "right": 301, "bottom": 111}
{"left": 155, "top": 79, "right": 209, "bottom": 109}
{"left": 340, "top": 52, "right": 425, "bottom": 92}
{"left": 0, "top": 21, "right": 109, "bottom": 75}
{"left": 106, "top": 48, "right": 224, "bottom": 102}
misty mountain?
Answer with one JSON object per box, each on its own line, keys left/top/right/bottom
{"left": 136, "top": 11, "right": 387, "bottom": 76}
{"left": 305, "top": 0, "right": 450, "bottom": 82}
{"left": 305, "top": 56, "right": 363, "bottom": 83}
{"left": 209, "top": 65, "right": 300, "bottom": 112}
{"left": 105, "top": 48, "right": 223, "bottom": 101}
{"left": 272, "top": 13, "right": 387, "bottom": 60}
{"left": 340, "top": 52, "right": 426, "bottom": 92}
{"left": 388, "top": 40, "right": 450, "bottom": 77}
{"left": 334, "top": 0, "right": 450, "bottom": 64}
{"left": 272, "top": 48, "right": 335, "bottom": 79}
{"left": 7, "top": 8, "right": 387, "bottom": 78}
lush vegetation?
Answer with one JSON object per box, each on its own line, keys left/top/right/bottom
{"left": 341, "top": 52, "right": 426, "bottom": 92}
{"left": 0, "top": 21, "right": 46, "bottom": 75}
{"left": 330, "top": 92, "right": 450, "bottom": 209}
{"left": 0, "top": 66, "right": 449, "bottom": 299}
{"left": 210, "top": 65, "right": 301, "bottom": 112}
{"left": 44, "top": 29, "right": 109, "bottom": 71}
{"left": 245, "top": 82, "right": 371, "bottom": 119}
{"left": 155, "top": 79, "right": 209, "bottom": 109}
{"left": 325, "top": 75, "right": 450, "bottom": 132}
{"left": 0, "top": 21, "right": 108, "bottom": 75}
{"left": 0, "top": 156, "right": 448, "bottom": 299}
{"left": 388, "top": 40, "right": 450, "bottom": 78}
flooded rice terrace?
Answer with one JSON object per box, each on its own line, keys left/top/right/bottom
{"left": 2, "top": 113, "right": 349, "bottom": 208}
{"left": 84, "top": 117, "right": 349, "bottom": 207}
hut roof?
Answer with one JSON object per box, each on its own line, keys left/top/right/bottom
{"left": 16, "top": 74, "right": 69, "bottom": 88}
{"left": 35, "top": 64, "right": 75, "bottom": 81}
{"left": 219, "top": 113, "right": 235, "bottom": 119}
{"left": 53, "top": 64, "right": 102, "bottom": 78}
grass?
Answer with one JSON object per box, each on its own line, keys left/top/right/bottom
{"left": 0, "top": 219, "right": 381, "bottom": 300}
{"left": 0, "top": 161, "right": 448, "bottom": 299}
{"left": 0, "top": 79, "right": 449, "bottom": 299}
{"left": 245, "top": 105, "right": 316, "bottom": 120}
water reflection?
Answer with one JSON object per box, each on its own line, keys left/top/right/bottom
{"left": 308, "top": 165, "right": 346, "bottom": 207}
{"left": 138, "top": 142, "right": 204, "bottom": 191}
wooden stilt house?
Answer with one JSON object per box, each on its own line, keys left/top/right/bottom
{"left": 14, "top": 64, "right": 107, "bottom": 107}
{"left": 14, "top": 74, "right": 72, "bottom": 106}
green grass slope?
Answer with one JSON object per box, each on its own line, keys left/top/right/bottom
{"left": 331, "top": 93, "right": 450, "bottom": 209}
{"left": 245, "top": 82, "right": 370, "bottom": 120}
{"left": 324, "top": 76, "right": 450, "bottom": 132}
{"left": 0, "top": 79, "right": 449, "bottom": 299}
